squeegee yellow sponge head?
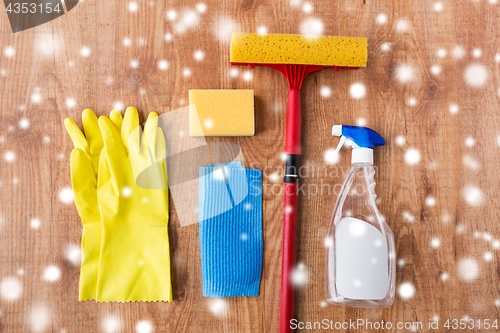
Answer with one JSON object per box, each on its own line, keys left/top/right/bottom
{"left": 189, "top": 89, "right": 255, "bottom": 137}
{"left": 230, "top": 33, "right": 367, "bottom": 67}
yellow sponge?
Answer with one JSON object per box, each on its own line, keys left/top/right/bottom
{"left": 230, "top": 33, "right": 367, "bottom": 67}
{"left": 189, "top": 90, "right": 255, "bottom": 137}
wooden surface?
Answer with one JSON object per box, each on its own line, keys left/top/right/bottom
{"left": 1, "top": 0, "right": 500, "bottom": 332}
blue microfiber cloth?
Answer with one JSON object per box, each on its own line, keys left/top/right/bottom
{"left": 199, "top": 163, "right": 263, "bottom": 297}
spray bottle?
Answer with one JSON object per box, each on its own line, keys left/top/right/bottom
{"left": 325, "top": 125, "right": 395, "bottom": 308}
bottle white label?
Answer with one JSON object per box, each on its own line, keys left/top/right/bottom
{"left": 335, "top": 217, "right": 389, "bottom": 300}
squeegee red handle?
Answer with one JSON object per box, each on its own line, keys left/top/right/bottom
{"left": 280, "top": 86, "right": 302, "bottom": 333}
{"left": 280, "top": 182, "right": 299, "bottom": 333}
{"left": 284, "top": 88, "right": 301, "bottom": 155}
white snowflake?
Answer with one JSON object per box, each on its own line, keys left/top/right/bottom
{"left": 356, "top": 118, "right": 367, "bottom": 126}
{"left": 31, "top": 92, "right": 42, "bottom": 104}
{"left": 302, "top": 2, "right": 313, "bottom": 13}
{"left": 128, "top": 2, "right": 138, "bottom": 12}
{"left": 215, "top": 16, "right": 241, "bottom": 43}
{"left": 229, "top": 68, "right": 238, "bottom": 78}
{"left": 291, "top": 263, "right": 309, "bottom": 286}
{"left": 158, "top": 60, "right": 169, "bottom": 71}
{"left": 242, "top": 71, "right": 253, "bottom": 81}
{"left": 349, "top": 82, "right": 366, "bottom": 99}
{"left": 462, "top": 155, "right": 479, "bottom": 170}
{"left": 299, "top": 18, "right": 323, "bottom": 36}
{"left": 30, "top": 218, "right": 41, "bottom": 229}
{"left": 136, "top": 320, "right": 153, "bottom": 333}
{"left": 396, "top": 65, "right": 413, "bottom": 83}
{"left": 102, "top": 316, "right": 122, "bottom": 333}
{"left": 122, "top": 38, "right": 131, "bottom": 47}
{"left": 65, "top": 244, "right": 81, "bottom": 265}
{"left": 0, "top": 277, "right": 22, "bottom": 300}
{"left": 462, "top": 186, "right": 483, "bottom": 206}
{"left": 457, "top": 258, "right": 479, "bottom": 281}
{"left": 65, "top": 98, "right": 76, "bottom": 108}
{"left": 19, "top": 118, "right": 30, "bottom": 129}
{"left": 464, "top": 64, "right": 488, "bottom": 87}
{"left": 80, "top": 46, "right": 91, "bottom": 57}
{"left": 4, "top": 46, "right": 15, "bottom": 58}
{"left": 433, "top": 2, "right": 443, "bottom": 11}
{"left": 174, "top": 9, "right": 200, "bottom": 34}
{"left": 472, "top": 48, "right": 482, "bottom": 58}
{"left": 398, "top": 282, "right": 415, "bottom": 299}
{"left": 208, "top": 299, "right": 228, "bottom": 317}
{"left": 193, "top": 50, "right": 205, "bottom": 61}
{"left": 58, "top": 187, "right": 74, "bottom": 204}
{"left": 426, "top": 196, "right": 436, "bottom": 207}
{"left": 4, "top": 151, "right": 15, "bottom": 162}
{"left": 130, "top": 59, "right": 139, "bottom": 68}
{"left": 395, "top": 135, "right": 406, "bottom": 146}
{"left": 404, "top": 148, "right": 421, "bottom": 165}
{"left": 320, "top": 86, "right": 331, "bottom": 98}
{"left": 29, "top": 306, "right": 51, "bottom": 332}
{"left": 449, "top": 104, "right": 459, "bottom": 114}
{"left": 113, "top": 101, "right": 124, "bottom": 111}
{"left": 256, "top": 26, "right": 268, "bottom": 36}
{"left": 166, "top": 10, "right": 177, "bottom": 21}
{"left": 324, "top": 148, "right": 340, "bottom": 165}
{"left": 121, "top": 186, "right": 132, "bottom": 197}
{"left": 43, "top": 265, "right": 61, "bottom": 282}
{"left": 268, "top": 172, "right": 280, "bottom": 183}
{"left": 430, "top": 238, "right": 441, "bottom": 248}
{"left": 395, "top": 19, "right": 410, "bottom": 33}
{"left": 195, "top": 3, "right": 207, "bottom": 13}
{"left": 430, "top": 65, "right": 441, "bottom": 75}
{"left": 376, "top": 13, "right": 387, "bottom": 24}
{"left": 464, "top": 137, "right": 476, "bottom": 147}
{"left": 452, "top": 45, "right": 465, "bottom": 59}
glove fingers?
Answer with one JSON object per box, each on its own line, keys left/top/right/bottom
{"left": 122, "top": 107, "right": 140, "bottom": 154}
{"left": 98, "top": 116, "right": 128, "bottom": 182}
{"left": 109, "top": 109, "right": 123, "bottom": 132}
{"left": 156, "top": 127, "right": 167, "bottom": 161}
{"left": 64, "top": 118, "right": 89, "bottom": 153}
{"left": 97, "top": 148, "right": 111, "bottom": 190}
{"left": 70, "top": 148, "right": 99, "bottom": 221}
{"left": 156, "top": 127, "right": 168, "bottom": 190}
{"left": 82, "top": 109, "right": 104, "bottom": 155}
{"left": 143, "top": 112, "right": 159, "bottom": 159}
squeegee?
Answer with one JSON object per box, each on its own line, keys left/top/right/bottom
{"left": 230, "top": 32, "right": 367, "bottom": 333}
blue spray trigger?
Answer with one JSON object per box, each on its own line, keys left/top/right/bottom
{"left": 341, "top": 126, "right": 385, "bottom": 149}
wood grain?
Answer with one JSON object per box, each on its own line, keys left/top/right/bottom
{"left": 1, "top": 0, "right": 500, "bottom": 332}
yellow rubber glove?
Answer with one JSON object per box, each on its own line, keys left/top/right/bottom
{"left": 96, "top": 107, "right": 172, "bottom": 302}
{"left": 64, "top": 109, "right": 122, "bottom": 301}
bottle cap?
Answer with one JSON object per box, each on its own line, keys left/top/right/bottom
{"left": 331, "top": 125, "right": 385, "bottom": 165}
